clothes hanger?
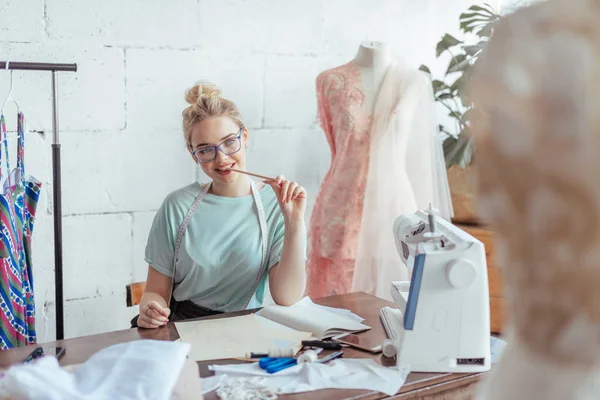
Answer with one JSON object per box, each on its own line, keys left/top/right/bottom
{"left": 1, "top": 62, "right": 21, "bottom": 115}
{"left": 1, "top": 62, "right": 45, "bottom": 143}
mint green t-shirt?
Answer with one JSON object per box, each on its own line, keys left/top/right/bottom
{"left": 145, "top": 182, "right": 286, "bottom": 312}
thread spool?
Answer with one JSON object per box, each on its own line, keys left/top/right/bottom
{"left": 428, "top": 209, "right": 437, "bottom": 234}
{"left": 382, "top": 339, "right": 397, "bottom": 358}
{"left": 268, "top": 348, "right": 295, "bottom": 358}
{"left": 297, "top": 350, "right": 319, "bottom": 364}
{"left": 246, "top": 348, "right": 296, "bottom": 359}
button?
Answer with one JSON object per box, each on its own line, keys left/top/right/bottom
{"left": 446, "top": 260, "right": 477, "bottom": 289}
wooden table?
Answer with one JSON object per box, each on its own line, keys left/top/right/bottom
{"left": 0, "top": 292, "right": 486, "bottom": 399}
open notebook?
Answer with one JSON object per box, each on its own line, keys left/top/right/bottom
{"left": 257, "top": 297, "right": 371, "bottom": 340}
{"left": 175, "top": 298, "right": 371, "bottom": 361}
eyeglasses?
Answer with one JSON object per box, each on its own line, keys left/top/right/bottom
{"left": 189, "top": 128, "right": 243, "bottom": 163}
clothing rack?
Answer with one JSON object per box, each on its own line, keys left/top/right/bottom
{"left": 0, "top": 61, "right": 78, "bottom": 341}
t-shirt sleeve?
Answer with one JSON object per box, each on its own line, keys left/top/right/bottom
{"left": 144, "top": 195, "right": 179, "bottom": 277}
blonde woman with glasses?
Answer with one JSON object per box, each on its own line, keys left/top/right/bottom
{"left": 134, "top": 82, "right": 307, "bottom": 329}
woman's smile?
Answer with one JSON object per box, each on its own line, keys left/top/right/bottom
{"left": 214, "top": 162, "right": 236, "bottom": 176}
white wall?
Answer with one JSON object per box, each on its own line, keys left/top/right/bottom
{"left": 499, "top": 0, "right": 542, "bottom": 14}
{"left": 0, "top": 0, "right": 501, "bottom": 342}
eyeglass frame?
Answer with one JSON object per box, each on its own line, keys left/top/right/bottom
{"left": 188, "top": 127, "right": 245, "bottom": 163}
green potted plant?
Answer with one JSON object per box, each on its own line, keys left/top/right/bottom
{"left": 420, "top": 3, "right": 501, "bottom": 224}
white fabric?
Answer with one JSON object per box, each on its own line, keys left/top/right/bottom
{"left": 352, "top": 63, "right": 453, "bottom": 300}
{"left": 0, "top": 340, "right": 190, "bottom": 400}
{"left": 201, "top": 359, "right": 410, "bottom": 397}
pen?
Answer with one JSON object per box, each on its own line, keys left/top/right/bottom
{"left": 317, "top": 350, "right": 344, "bottom": 363}
{"left": 301, "top": 340, "right": 343, "bottom": 350}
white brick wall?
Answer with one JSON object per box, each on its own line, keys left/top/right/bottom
{"left": 1, "top": 0, "right": 501, "bottom": 342}
{"left": 499, "top": 0, "right": 542, "bottom": 14}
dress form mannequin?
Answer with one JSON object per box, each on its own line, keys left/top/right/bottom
{"left": 353, "top": 41, "right": 392, "bottom": 111}
{"left": 306, "top": 42, "right": 452, "bottom": 299}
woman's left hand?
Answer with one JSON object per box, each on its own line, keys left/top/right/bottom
{"left": 265, "top": 175, "right": 307, "bottom": 223}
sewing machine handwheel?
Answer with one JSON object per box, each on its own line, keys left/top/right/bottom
{"left": 446, "top": 260, "right": 477, "bottom": 288}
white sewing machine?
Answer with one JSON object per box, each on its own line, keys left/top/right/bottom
{"left": 380, "top": 208, "right": 491, "bottom": 373}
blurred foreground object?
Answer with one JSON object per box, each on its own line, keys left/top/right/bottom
{"left": 470, "top": 0, "right": 600, "bottom": 398}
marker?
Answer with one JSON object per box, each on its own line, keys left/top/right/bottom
{"left": 301, "top": 340, "right": 343, "bottom": 350}
{"left": 248, "top": 352, "right": 269, "bottom": 359}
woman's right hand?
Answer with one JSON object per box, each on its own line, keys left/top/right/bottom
{"left": 138, "top": 300, "right": 171, "bottom": 329}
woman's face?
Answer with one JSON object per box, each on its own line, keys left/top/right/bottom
{"left": 188, "top": 116, "right": 248, "bottom": 185}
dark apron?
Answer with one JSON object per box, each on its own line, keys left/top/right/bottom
{"left": 130, "top": 298, "right": 223, "bottom": 328}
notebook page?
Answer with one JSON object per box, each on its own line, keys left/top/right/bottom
{"left": 175, "top": 314, "right": 310, "bottom": 361}
{"left": 257, "top": 302, "right": 370, "bottom": 339}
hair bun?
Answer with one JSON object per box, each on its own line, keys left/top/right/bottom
{"left": 185, "top": 81, "right": 221, "bottom": 104}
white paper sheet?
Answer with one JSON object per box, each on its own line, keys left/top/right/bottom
{"left": 175, "top": 314, "right": 312, "bottom": 362}
{"left": 201, "top": 359, "right": 410, "bottom": 396}
{"left": 490, "top": 336, "right": 508, "bottom": 364}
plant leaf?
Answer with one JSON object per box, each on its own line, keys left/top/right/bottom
{"left": 461, "top": 18, "right": 492, "bottom": 33}
{"left": 432, "top": 79, "right": 449, "bottom": 93}
{"left": 439, "top": 124, "right": 453, "bottom": 137}
{"left": 477, "top": 21, "right": 496, "bottom": 37}
{"left": 483, "top": 2, "right": 500, "bottom": 15}
{"left": 436, "top": 34, "right": 462, "bottom": 57}
{"left": 461, "top": 108, "right": 474, "bottom": 124}
{"left": 458, "top": 84, "right": 472, "bottom": 108}
{"left": 443, "top": 136, "right": 459, "bottom": 168}
{"left": 452, "top": 66, "right": 474, "bottom": 108}
{"left": 448, "top": 111, "right": 462, "bottom": 120}
{"left": 460, "top": 12, "right": 490, "bottom": 19}
{"left": 463, "top": 41, "right": 487, "bottom": 56}
{"left": 436, "top": 93, "right": 454, "bottom": 100}
{"left": 447, "top": 55, "right": 471, "bottom": 74}
{"left": 463, "top": 45, "right": 483, "bottom": 57}
{"left": 458, "top": 138, "right": 474, "bottom": 169}
{"left": 443, "top": 133, "right": 473, "bottom": 169}
{"left": 418, "top": 64, "right": 431, "bottom": 74}
{"left": 468, "top": 5, "right": 495, "bottom": 15}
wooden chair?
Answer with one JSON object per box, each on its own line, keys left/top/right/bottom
{"left": 126, "top": 281, "right": 146, "bottom": 307}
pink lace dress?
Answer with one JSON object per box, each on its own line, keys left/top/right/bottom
{"left": 306, "top": 62, "right": 372, "bottom": 298}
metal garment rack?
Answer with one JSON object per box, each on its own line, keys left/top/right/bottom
{"left": 0, "top": 61, "right": 78, "bottom": 341}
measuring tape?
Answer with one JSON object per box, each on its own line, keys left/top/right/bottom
{"left": 170, "top": 180, "right": 269, "bottom": 310}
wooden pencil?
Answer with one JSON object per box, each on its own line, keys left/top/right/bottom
{"left": 228, "top": 168, "right": 276, "bottom": 181}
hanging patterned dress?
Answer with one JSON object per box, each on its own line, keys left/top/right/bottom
{"left": 0, "top": 113, "right": 41, "bottom": 349}
{"left": 306, "top": 61, "right": 453, "bottom": 299}
{"left": 306, "top": 62, "right": 372, "bottom": 298}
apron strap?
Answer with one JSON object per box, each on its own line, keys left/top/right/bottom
{"left": 168, "top": 182, "right": 211, "bottom": 306}
{"left": 170, "top": 180, "right": 270, "bottom": 311}
{"left": 242, "top": 180, "right": 269, "bottom": 309}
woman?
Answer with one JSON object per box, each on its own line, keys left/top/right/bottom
{"left": 136, "top": 82, "right": 307, "bottom": 329}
